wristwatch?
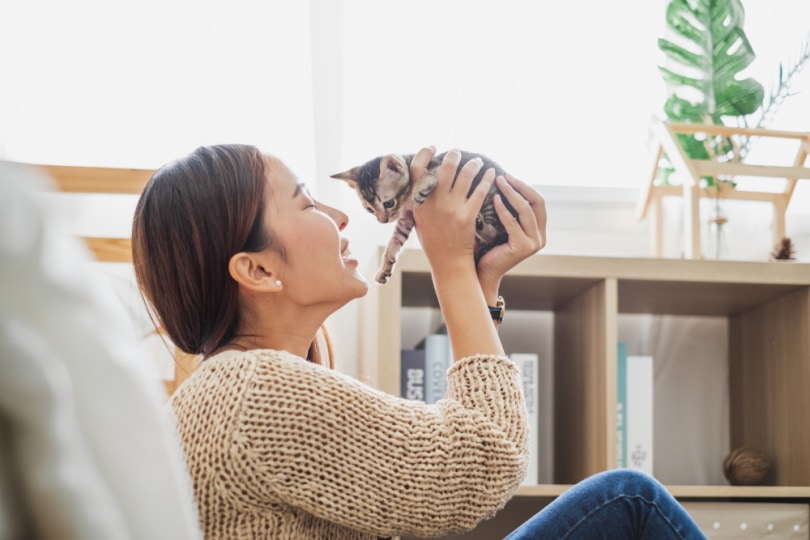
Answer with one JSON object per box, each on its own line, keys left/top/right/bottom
{"left": 488, "top": 295, "right": 505, "bottom": 324}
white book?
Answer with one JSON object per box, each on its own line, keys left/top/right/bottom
{"left": 617, "top": 346, "right": 654, "bottom": 475}
{"left": 424, "top": 334, "right": 450, "bottom": 404}
{"left": 510, "top": 352, "right": 552, "bottom": 486}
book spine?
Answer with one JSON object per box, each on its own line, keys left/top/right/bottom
{"left": 626, "top": 354, "right": 653, "bottom": 475}
{"left": 424, "top": 334, "right": 450, "bottom": 404}
{"left": 400, "top": 348, "right": 426, "bottom": 402}
{"left": 617, "top": 348, "right": 654, "bottom": 475}
{"left": 616, "top": 342, "right": 627, "bottom": 469}
{"left": 510, "top": 353, "right": 541, "bottom": 486}
{"left": 536, "top": 352, "right": 553, "bottom": 484}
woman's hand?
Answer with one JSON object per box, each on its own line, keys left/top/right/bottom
{"left": 409, "top": 146, "right": 504, "bottom": 359}
{"left": 477, "top": 175, "right": 547, "bottom": 304}
{"left": 410, "top": 148, "right": 497, "bottom": 275}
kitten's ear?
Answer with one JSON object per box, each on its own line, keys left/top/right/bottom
{"left": 331, "top": 166, "right": 361, "bottom": 185}
{"left": 382, "top": 154, "right": 405, "bottom": 175}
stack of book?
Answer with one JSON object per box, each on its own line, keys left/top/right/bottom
{"left": 400, "top": 332, "right": 451, "bottom": 405}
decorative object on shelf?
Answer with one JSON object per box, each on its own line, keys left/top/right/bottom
{"left": 723, "top": 447, "right": 771, "bottom": 486}
{"left": 637, "top": 1, "right": 810, "bottom": 260}
{"left": 637, "top": 124, "right": 810, "bottom": 259}
{"left": 771, "top": 237, "right": 797, "bottom": 261}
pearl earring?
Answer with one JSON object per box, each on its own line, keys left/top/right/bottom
{"left": 275, "top": 280, "right": 282, "bottom": 288}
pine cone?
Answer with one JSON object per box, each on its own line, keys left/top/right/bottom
{"left": 770, "top": 237, "right": 796, "bottom": 261}
{"left": 723, "top": 447, "right": 770, "bottom": 485}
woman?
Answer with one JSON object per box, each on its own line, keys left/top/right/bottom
{"left": 132, "top": 144, "right": 705, "bottom": 539}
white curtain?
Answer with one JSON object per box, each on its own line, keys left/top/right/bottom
{"left": 0, "top": 0, "right": 317, "bottom": 180}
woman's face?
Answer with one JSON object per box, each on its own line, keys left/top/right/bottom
{"left": 262, "top": 156, "right": 368, "bottom": 307}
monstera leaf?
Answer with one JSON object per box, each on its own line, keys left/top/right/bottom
{"left": 657, "top": 0, "right": 765, "bottom": 186}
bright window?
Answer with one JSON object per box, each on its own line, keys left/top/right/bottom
{"left": 0, "top": 0, "right": 807, "bottom": 191}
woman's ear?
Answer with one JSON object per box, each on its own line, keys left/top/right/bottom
{"left": 228, "top": 251, "right": 283, "bottom": 292}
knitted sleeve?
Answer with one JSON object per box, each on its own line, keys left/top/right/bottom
{"left": 229, "top": 350, "right": 528, "bottom": 538}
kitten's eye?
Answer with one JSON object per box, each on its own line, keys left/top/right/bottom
{"left": 365, "top": 207, "right": 375, "bottom": 214}
{"left": 476, "top": 216, "right": 484, "bottom": 231}
{"left": 383, "top": 200, "right": 395, "bottom": 209}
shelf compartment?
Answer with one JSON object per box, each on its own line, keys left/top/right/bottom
{"left": 360, "top": 248, "right": 810, "bottom": 501}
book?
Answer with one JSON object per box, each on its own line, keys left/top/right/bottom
{"left": 400, "top": 348, "right": 426, "bottom": 402}
{"left": 617, "top": 343, "right": 654, "bottom": 475}
{"left": 510, "top": 353, "right": 540, "bottom": 486}
{"left": 424, "top": 333, "right": 450, "bottom": 404}
{"left": 536, "top": 353, "right": 553, "bottom": 484}
{"left": 616, "top": 342, "right": 626, "bottom": 469}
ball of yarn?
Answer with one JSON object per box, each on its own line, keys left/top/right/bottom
{"left": 723, "top": 447, "right": 770, "bottom": 485}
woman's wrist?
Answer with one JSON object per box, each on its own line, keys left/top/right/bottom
{"left": 431, "top": 263, "right": 504, "bottom": 359}
{"left": 477, "top": 272, "right": 502, "bottom": 307}
{"left": 428, "top": 254, "right": 476, "bottom": 285}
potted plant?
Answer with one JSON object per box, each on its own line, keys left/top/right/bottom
{"left": 655, "top": 0, "right": 810, "bottom": 258}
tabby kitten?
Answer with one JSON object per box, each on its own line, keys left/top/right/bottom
{"left": 331, "top": 150, "right": 516, "bottom": 284}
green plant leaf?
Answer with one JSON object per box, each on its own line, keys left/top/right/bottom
{"left": 659, "top": 1, "right": 764, "bottom": 122}
{"left": 657, "top": 0, "right": 764, "bottom": 184}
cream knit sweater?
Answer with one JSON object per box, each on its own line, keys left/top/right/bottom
{"left": 170, "top": 348, "right": 528, "bottom": 539}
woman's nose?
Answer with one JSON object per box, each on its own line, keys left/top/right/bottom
{"left": 323, "top": 203, "right": 348, "bottom": 231}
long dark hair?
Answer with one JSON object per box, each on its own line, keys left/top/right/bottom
{"left": 132, "top": 144, "right": 271, "bottom": 357}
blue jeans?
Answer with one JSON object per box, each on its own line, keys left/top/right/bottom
{"left": 504, "top": 470, "right": 706, "bottom": 539}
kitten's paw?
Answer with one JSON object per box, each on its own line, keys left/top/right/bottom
{"left": 413, "top": 173, "right": 437, "bottom": 205}
{"left": 376, "top": 258, "right": 396, "bottom": 284}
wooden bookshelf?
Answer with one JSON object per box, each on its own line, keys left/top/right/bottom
{"left": 360, "top": 248, "right": 810, "bottom": 538}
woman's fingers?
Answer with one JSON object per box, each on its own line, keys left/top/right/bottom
{"left": 441, "top": 152, "right": 496, "bottom": 215}
{"left": 467, "top": 166, "right": 497, "bottom": 210}
{"left": 505, "top": 175, "right": 546, "bottom": 227}
{"left": 498, "top": 175, "right": 547, "bottom": 249}
{"left": 435, "top": 149, "right": 463, "bottom": 194}
{"left": 409, "top": 145, "right": 436, "bottom": 180}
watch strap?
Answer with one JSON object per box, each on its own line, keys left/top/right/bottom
{"left": 488, "top": 295, "right": 505, "bottom": 323}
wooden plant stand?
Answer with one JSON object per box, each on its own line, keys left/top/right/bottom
{"left": 636, "top": 122, "right": 810, "bottom": 258}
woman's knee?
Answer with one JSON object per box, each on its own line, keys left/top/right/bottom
{"left": 589, "top": 469, "right": 666, "bottom": 498}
